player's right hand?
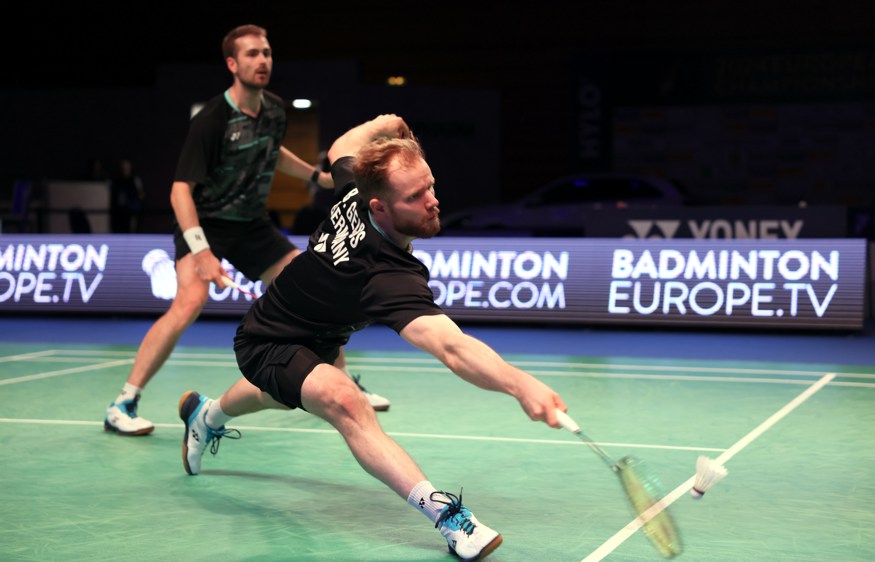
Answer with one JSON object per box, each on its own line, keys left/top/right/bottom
{"left": 515, "top": 376, "right": 567, "bottom": 429}
{"left": 193, "top": 250, "right": 227, "bottom": 285}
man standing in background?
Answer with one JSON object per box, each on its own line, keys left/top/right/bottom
{"left": 105, "top": 24, "right": 388, "bottom": 437}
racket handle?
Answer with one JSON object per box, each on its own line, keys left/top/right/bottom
{"left": 221, "top": 275, "right": 239, "bottom": 290}
{"left": 555, "top": 409, "right": 581, "bottom": 433}
{"left": 220, "top": 275, "right": 256, "bottom": 298}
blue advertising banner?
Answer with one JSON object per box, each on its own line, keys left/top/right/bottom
{"left": 0, "top": 235, "right": 866, "bottom": 330}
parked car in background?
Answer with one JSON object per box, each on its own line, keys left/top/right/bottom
{"left": 439, "top": 173, "right": 687, "bottom": 237}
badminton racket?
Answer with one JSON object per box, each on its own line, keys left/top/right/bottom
{"left": 555, "top": 409, "right": 683, "bottom": 559}
{"left": 220, "top": 275, "right": 257, "bottom": 299}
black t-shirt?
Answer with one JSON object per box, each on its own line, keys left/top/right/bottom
{"left": 174, "top": 90, "right": 287, "bottom": 220}
{"left": 238, "top": 157, "right": 443, "bottom": 353}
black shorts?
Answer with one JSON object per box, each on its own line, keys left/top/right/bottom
{"left": 234, "top": 327, "right": 342, "bottom": 410}
{"left": 173, "top": 216, "right": 297, "bottom": 280}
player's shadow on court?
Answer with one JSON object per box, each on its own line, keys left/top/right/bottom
{"left": 190, "top": 469, "right": 418, "bottom": 536}
{"left": 179, "top": 469, "right": 441, "bottom": 558}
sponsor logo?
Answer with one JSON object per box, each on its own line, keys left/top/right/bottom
{"left": 313, "top": 233, "right": 329, "bottom": 253}
{"left": 608, "top": 248, "right": 839, "bottom": 318}
{"left": 0, "top": 243, "right": 107, "bottom": 304}
{"left": 625, "top": 219, "right": 804, "bottom": 239}
{"left": 141, "top": 249, "right": 261, "bottom": 301}
{"left": 414, "top": 249, "right": 568, "bottom": 310}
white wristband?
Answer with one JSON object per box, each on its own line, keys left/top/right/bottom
{"left": 183, "top": 226, "right": 210, "bottom": 255}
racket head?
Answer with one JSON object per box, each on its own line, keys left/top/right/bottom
{"left": 616, "top": 455, "right": 683, "bottom": 559}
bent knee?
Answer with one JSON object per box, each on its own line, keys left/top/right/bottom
{"left": 168, "top": 291, "right": 208, "bottom": 323}
{"left": 326, "top": 381, "right": 370, "bottom": 421}
{"left": 303, "top": 368, "right": 372, "bottom": 424}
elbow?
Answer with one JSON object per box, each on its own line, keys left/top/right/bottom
{"left": 169, "top": 182, "right": 190, "bottom": 211}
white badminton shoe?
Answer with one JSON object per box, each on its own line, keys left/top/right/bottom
{"left": 432, "top": 490, "right": 502, "bottom": 561}
{"left": 350, "top": 374, "right": 391, "bottom": 412}
{"left": 178, "top": 391, "right": 240, "bottom": 475}
{"left": 104, "top": 395, "right": 154, "bottom": 436}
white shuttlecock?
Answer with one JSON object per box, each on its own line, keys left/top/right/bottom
{"left": 691, "top": 455, "right": 728, "bottom": 499}
{"left": 142, "top": 249, "right": 177, "bottom": 300}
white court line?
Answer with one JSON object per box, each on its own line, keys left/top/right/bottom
{"left": 11, "top": 349, "right": 875, "bottom": 380}
{"left": 0, "top": 418, "right": 726, "bottom": 453}
{"left": 0, "top": 359, "right": 133, "bottom": 385}
{"left": 3, "top": 356, "right": 136, "bottom": 364}
{"left": 347, "top": 356, "right": 875, "bottom": 379}
{"left": 581, "top": 372, "right": 837, "bottom": 562}
{"left": 4, "top": 351, "right": 872, "bottom": 388}
{"left": 0, "top": 349, "right": 57, "bottom": 363}
{"left": 10, "top": 358, "right": 875, "bottom": 387}
{"left": 20, "top": 350, "right": 875, "bottom": 379}
{"left": 40, "top": 349, "right": 235, "bottom": 359}
{"left": 348, "top": 365, "right": 874, "bottom": 387}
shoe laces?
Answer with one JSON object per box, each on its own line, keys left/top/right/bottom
{"left": 351, "top": 374, "right": 369, "bottom": 393}
{"left": 121, "top": 394, "right": 141, "bottom": 417}
{"left": 206, "top": 427, "right": 241, "bottom": 456}
{"left": 432, "top": 489, "right": 476, "bottom": 536}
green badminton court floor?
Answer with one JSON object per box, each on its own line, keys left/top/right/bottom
{"left": 1, "top": 338, "right": 874, "bottom": 561}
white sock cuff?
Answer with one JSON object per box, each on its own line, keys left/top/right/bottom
{"left": 119, "top": 383, "right": 142, "bottom": 401}
{"left": 205, "top": 398, "right": 233, "bottom": 429}
{"left": 407, "top": 480, "right": 447, "bottom": 524}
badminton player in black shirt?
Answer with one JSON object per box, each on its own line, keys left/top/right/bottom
{"left": 177, "top": 114, "right": 567, "bottom": 561}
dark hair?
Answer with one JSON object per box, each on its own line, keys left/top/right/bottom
{"left": 353, "top": 136, "right": 425, "bottom": 202}
{"left": 222, "top": 24, "right": 267, "bottom": 59}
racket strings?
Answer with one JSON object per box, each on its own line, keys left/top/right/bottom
{"left": 616, "top": 456, "right": 683, "bottom": 559}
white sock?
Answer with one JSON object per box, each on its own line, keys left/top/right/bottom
{"left": 407, "top": 480, "right": 450, "bottom": 524}
{"left": 205, "top": 398, "right": 233, "bottom": 429}
{"left": 116, "top": 382, "right": 142, "bottom": 403}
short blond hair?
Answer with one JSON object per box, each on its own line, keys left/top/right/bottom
{"left": 353, "top": 136, "right": 425, "bottom": 202}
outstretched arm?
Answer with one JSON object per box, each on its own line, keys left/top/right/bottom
{"left": 400, "top": 314, "right": 566, "bottom": 427}
{"left": 327, "top": 114, "right": 410, "bottom": 164}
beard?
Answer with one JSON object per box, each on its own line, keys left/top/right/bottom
{"left": 238, "top": 70, "right": 271, "bottom": 91}
{"left": 394, "top": 214, "right": 441, "bottom": 239}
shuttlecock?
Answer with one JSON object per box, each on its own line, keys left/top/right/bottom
{"left": 142, "top": 249, "right": 177, "bottom": 300}
{"left": 691, "top": 455, "right": 728, "bottom": 499}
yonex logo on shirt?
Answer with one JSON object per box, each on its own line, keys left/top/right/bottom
{"left": 314, "top": 233, "right": 329, "bottom": 253}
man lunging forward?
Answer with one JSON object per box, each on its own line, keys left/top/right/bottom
{"left": 177, "top": 114, "right": 567, "bottom": 560}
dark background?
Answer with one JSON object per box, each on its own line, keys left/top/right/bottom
{"left": 4, "top": 0, "right": 875, "bottom": 231}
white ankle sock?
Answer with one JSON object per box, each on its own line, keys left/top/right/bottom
{"left": 205, "top": 398, "right": 232, "bottom": 429}
{"left": 407, "top": 480, "right": 450, "bottom": 524}
{"left": 116, "top": 382, "right": 142, "bottom": 403}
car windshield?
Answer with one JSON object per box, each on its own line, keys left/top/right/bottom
{"left": 528, "top": 177, "right": 663, "bottom": 206}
